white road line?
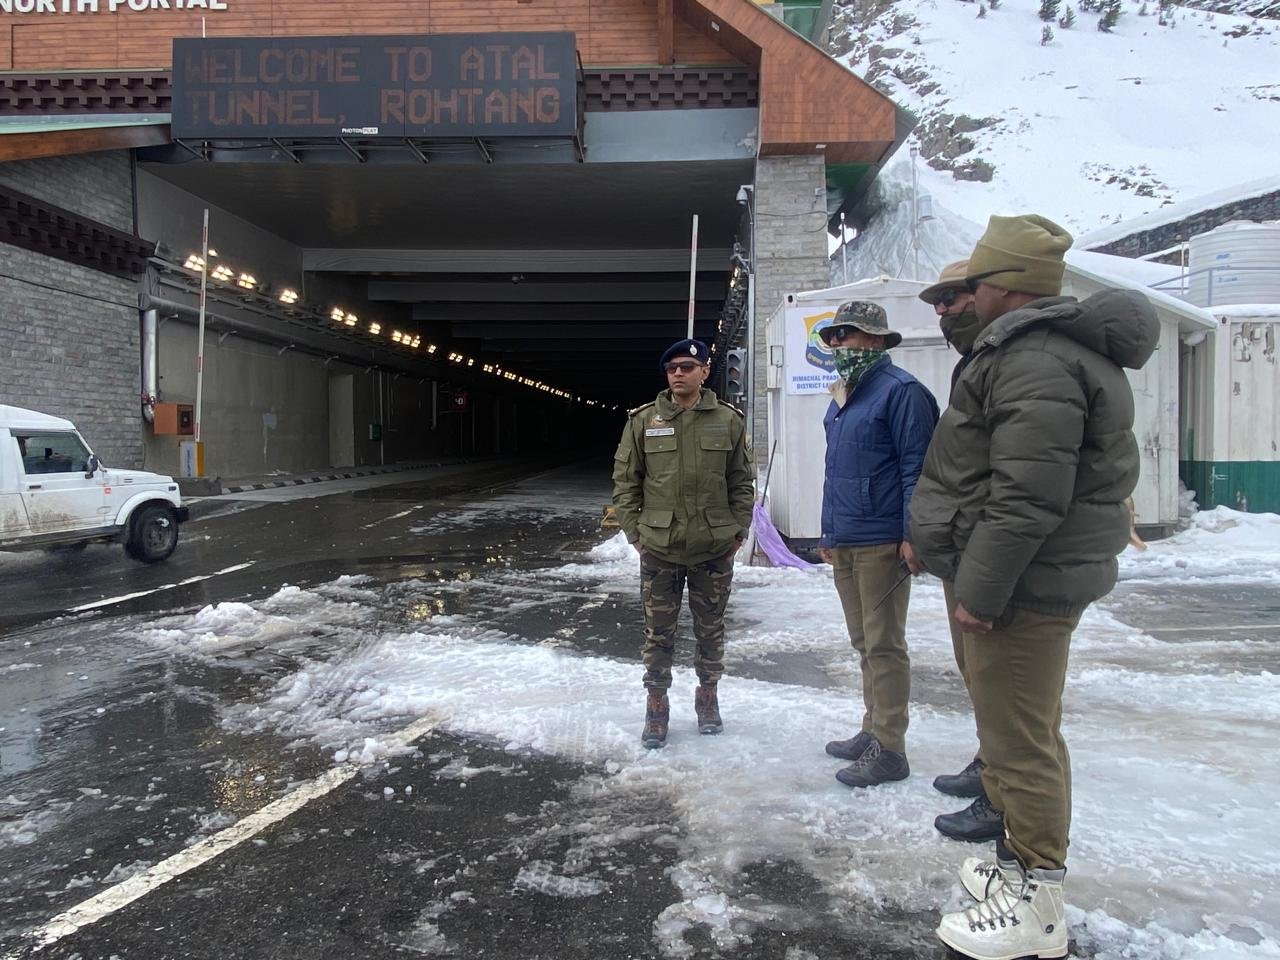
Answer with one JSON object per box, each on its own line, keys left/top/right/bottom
{"left": 1151, "top": 623, "right": 1280, "bottom": 632}
{"left": 9, "top": 714, "right": 439, "bottom": 956}
{"left": 360, "top": 505, "right": 424, "bottom": 530}
{"left": 68, "top": 562, "right": 257, "bottom": 612}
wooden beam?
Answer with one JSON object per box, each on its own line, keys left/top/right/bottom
{"left": 658, "top": 0, "right": 676, "bottom": 66}
{"left": 0, "top": 123, "right": 171, "bottom": 163}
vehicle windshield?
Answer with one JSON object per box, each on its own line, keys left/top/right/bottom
{"left": 15, "top": 431, "right": 93, "bottom": 475}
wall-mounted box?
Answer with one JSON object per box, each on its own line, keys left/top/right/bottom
{"left": 154, "top": 402, "right": 194, "bottom": 436}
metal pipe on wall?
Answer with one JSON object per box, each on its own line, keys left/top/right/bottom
{"left": 141, "top": 308, "right": 159, "bottom": 423}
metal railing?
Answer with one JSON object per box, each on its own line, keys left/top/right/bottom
{"left": 1148, "top": 265, "right": 1280, "bottom": 307}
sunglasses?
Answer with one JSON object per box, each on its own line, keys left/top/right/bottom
{"left": 937, "top": 288, "right": 965, "bottom": 308}
{"left": 964, "top": 267, "right": 1027, "bottom": 294}
{"left": 665, "top": 361, "right": 703, "bottom": 374}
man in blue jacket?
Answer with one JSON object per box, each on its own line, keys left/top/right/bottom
{"left": 818, "top": 301, "right": 939, "bottom": 788}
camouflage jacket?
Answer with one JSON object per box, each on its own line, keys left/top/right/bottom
{"left": 612, "top": 389, "right": 755, "bottom": 566}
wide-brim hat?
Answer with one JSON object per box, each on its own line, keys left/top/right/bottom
{"left": 919, "top": 259, "right": 970, "bottom": 305}
{"left": 819, "top": 300, "right": 902, "bottom": 349}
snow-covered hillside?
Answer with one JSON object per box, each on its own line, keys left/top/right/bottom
{"left": 832, "top": 0, "right": 1280, "bottom": 240}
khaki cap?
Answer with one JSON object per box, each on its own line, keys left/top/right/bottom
{"left": 966, "top": 214, "right": 1073, "bottom": 297}
{"left": 918, "top": 260, "right": 969, "bottom": 305}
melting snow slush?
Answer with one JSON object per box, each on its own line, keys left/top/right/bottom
{"left": 161, "top": 511, "right": 1280, "bottom": 958}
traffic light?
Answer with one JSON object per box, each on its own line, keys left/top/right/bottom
{"left": 725, "top": 348, "right": 747, "bottom": 399}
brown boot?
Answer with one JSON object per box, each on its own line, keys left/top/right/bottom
{"left": 641, "top": 690, "right": 669, "bottom": 749}
{"left": 695, "top": 684, "right": 723, "bottom": 735}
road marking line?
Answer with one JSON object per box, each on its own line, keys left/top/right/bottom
{"left": 1151, "top": 623, "right": 1280, "bottom": 632}
{"left": 68, "top": 562, "right": 257, "bottom": 612}
{"left": 9, "top": 714, "right": 439, "bottom": 956}
{"left": 361, "top": 505, "right": 425, "bottom": 530}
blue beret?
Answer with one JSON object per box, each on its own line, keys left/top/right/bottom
{"left": 659, "top": 338, "right": 710, "bottom": 372}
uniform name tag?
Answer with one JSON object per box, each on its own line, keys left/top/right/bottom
{"left": 645, "top": 427, "right": 676, "bottom": 437}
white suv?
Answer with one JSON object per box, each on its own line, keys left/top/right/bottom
{"left": 1, "top": 405, "right": 190, "bottom": 563}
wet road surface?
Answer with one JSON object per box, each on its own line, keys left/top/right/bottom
{"left": 4, "top": 457, "right": 1275, "bottom": 958}
{"left": 1, "top": 457, "right": 946, "bottom": 960}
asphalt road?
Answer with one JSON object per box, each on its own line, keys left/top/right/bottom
{"left": 0, "top": 457, "right": 946, "bottom": 960}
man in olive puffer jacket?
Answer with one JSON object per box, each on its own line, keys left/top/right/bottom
{"left": 907, "top": 214, "right": 1159, "bottom": 960}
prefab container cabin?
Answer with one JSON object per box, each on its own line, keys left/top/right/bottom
{"left": 1179, "top": 305, "right": 1280, "bottom": 514}
{"left": 1061, "top": 252, "right": 1216, "bottom": 536}
{"left": 762, "top": 276, "right": 947, "bottom": 545}
{"left": 764, "top": 260, "right": 1214, "bottom": 543}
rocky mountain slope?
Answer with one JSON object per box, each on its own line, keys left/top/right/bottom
{"left": 829, "top": 0, "right": 1279, "bottom": 249}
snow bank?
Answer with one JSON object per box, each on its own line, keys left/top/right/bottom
{"left": 188, "top": 524, "right": 1280, "bottom": 958}
{"left": 1121, "top": 506, "right": 1280, "bottom": 583}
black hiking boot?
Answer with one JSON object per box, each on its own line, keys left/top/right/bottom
{"left": 825, "top": 730, "right": 873, "bottom": 762}
{"left": 694, "top": 684, "right": 723, "bottom": 735}
{"left": 935, "top": 792, "right": 1006, "bottom": 842}
{"left": 641, "top": 691, "right": 669, "bottom": 749}
{"left": 933, "top": 757, "right": 987, "bottom": 798}
{"left": 835, "top": 738, "right": 910, "bottom": 788}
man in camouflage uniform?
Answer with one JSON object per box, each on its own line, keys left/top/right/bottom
{"left": 612, "top": 338, "right": 755, "bottom": 748}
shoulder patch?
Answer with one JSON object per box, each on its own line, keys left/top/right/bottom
{"left": 717, "top": 400, "right": 745, "bottom": 418}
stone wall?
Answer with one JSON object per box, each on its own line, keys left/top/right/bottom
{"left": 751, "top": 155, "right": 831, "bottom": 470}
{"left": 1087, "top": 188, "right": 1280, "bottom": 258}
{"left": 0, "top": 151, "right": 134, "bottom": 233}
{"left": 0, "top": 152, "right": 143, "bottom": 467}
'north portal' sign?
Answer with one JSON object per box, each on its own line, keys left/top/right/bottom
{"left": 171, "top": 33, "right": 578, "bottom": 139}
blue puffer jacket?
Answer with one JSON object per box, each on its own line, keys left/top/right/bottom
{"left": 821, "top": 356, "right": 939, "bottom": 547}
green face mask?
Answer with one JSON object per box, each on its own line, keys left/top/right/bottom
{"left": 939, "top": 304, "right": 983, "bottom": 355}
{"left": 832, "top": 346, "right": 885, "bottom": 385}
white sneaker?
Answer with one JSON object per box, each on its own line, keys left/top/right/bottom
{"left": 937, "top": 867, "right": 1068, "bottom": 960}
{"left": 959, "top": 854, "right": 1020, "bottom": 901}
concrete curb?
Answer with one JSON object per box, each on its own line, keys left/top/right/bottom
{"left": 218, "top": 458, "right": 477, "bottom": 495}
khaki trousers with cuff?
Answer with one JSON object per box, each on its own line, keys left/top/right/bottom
{"left": 944, "top": 580, "right": 983, "bottom": 770}
{"left": 963, "top": 605, "right": 1080, "bottom": 871}
{"left": 830, "top": 543, "right": 911, "bottom": 755}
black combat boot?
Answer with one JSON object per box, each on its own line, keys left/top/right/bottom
{"left": 641, "top": 690, "right": 669, "bottom": 749}
{"left": 835, "top": 738, "right": 910, "bottom": 788}
{"left": 933, "top": 757, "right": 986, "bottom": 798}
{"left": 694, "top": 684, "right": 723, "bottom": 735}
{"left": 825, "top": 731, "right": 873, "bottom": 761}
{"left": 934, "top": 792, "right": 1005, "bottom": 842}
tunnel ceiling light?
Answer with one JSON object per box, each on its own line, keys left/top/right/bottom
{"left": 345, "top": 313, "right": 359, "bottom": 327}
{"left": 211, "top": 264, "right": 234, "bottom": 282}
{"left": 427, "top": 344, "right": 438, "bottom": 354}
{"left": 207, "top": 248, "right": 219, "bottom": 257}
{"left": 466, "top": 359, "right": 474, "bottom": 367}
{"left": 236, "top": 273, "right": 257, "bottom": 290}
{"left": 184, "top": 254, "right": 205, "bottom": 271}
{"left": 391, "top": 330, "right": 403, "bottom": 343}
{"left": 330, "top": 307, "right": 346, "bottom": 322}
{"left": 279, "top": 289, "right": 299, "bottom": 304}
{"left": 369, "top": 322, "right": 382, "bottom": 335}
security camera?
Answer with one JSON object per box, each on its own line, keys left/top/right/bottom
{"left": 736, "top": 185, "right": 753, "bottom": 205}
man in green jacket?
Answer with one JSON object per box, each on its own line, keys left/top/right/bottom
{"left": 613, "top": 338, "right": 755, "bottom": 749}
{"left": 907, "top": 215, "right": 1159, "bottom": 960}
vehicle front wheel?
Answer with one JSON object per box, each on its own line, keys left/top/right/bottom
{"left": 124, "top": 504, "right": 179, "bottom": 563}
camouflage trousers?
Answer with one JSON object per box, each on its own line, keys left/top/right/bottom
{"left": 639, "top": 549, "right": 736, "bottom": 690}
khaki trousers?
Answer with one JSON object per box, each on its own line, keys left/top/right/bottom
{"left": 943, "top": 581, "right": 982, "bottom": 766}
{"left": 831, "top": 543, "right": 910, "bottom": 754}
{"left": 964, "top": 606, "right": 1080, "bottom": 871}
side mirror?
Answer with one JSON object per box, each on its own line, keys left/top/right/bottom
{"left": 86, "top": 456, "right": 100, "bottom": 478}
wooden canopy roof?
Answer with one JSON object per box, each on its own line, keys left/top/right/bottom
{"left": 0, "top": 0, "right": 901, "bottom": 166}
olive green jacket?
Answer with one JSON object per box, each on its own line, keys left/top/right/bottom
{"left": 612, "top": 388, "right": 755, "bottom": 565}
{"left": 909, "top": 290, "right": 1159, "bottom": 621}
